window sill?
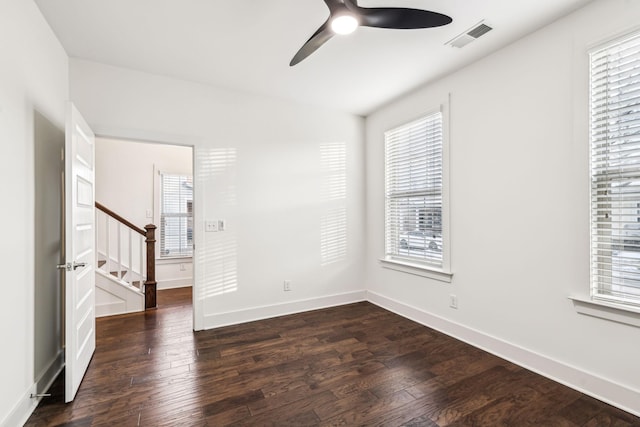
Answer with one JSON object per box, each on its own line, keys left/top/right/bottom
{"left": 379, "top": 258, "right": 453, "bottom": 283}
{"left": 569, "top": 296, "right": 640, "bottom": 328}
{"left": 157, "top": 256, "right": 193, "bottom": 265}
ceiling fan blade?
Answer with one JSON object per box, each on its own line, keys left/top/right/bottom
{"left": 323, "top": 0, "right": 347, "bottom": 15}
{"left": 290, "top": 21, "right": 334, "bottom": 66}
{"left": 352, "top": 7, "right": 452, "bottom": 29}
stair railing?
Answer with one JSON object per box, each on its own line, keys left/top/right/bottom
{"left": 95, "top": 202, "right": 157, "bottom": 309}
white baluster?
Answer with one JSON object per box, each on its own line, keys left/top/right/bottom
{"left": 105, "top": 215, "right": 111, "bottom": 274}
{"left": 140, "top": 233, "right": 144, "bottom": 291}
{"left": 128, "top": 228, "right": 133, "bottom": 287}
{"left": 117, "top": 222, "right": 122, "bottom": 280}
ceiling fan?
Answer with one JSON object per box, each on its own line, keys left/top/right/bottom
{"left": 290, "top": 0, "right": 453, "bottom": 66}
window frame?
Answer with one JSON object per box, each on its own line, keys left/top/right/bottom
{"left": 587, "top": 28, "right": 640, "bottom": 312}
{"left": 156, "top": 169, "right": 193, "bottom": 260}
{"left": 380, "top": 102, "right": 452, "bottom": 281}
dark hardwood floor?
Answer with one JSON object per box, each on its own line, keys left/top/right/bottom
{"left": 26, "top": 288, "right": 639, "bottom": 426}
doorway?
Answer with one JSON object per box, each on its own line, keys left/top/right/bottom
{"left": 94, "top": 137, "right": 195, "bottom": 317}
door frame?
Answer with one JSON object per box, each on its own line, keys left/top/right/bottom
{"left": 91, "top": 128, "right": 201, "bottom": 330}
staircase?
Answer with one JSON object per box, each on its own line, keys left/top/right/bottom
{"left": 95, "top": 202, "right": 157, "bottom": 317}
{"left": 97, "top": 259, "right": 139, "bottom": 285}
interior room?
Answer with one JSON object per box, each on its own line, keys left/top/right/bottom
{"left": 2, "top": 0, "right": 640, "bottom": 425}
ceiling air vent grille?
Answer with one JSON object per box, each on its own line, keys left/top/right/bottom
{"left": 467, "top": 23, "right": 492, "bottom": 39}
{"left": 446, "top": 21, "right": 493, "bottom": 48}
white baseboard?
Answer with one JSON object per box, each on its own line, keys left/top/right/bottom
{"left": 1, "top": 385, "right": 38, "bottom": 427}
{"left": 1, "top": 351, "right": 65, "bottom": 427}
{"left": 35, "top": 350, "right": 64, "bottom": 395}
{"left": 366, "top": 290, "right": 640, "bottom": 417}
{"left": 202, "top": 290, "right": 367, "bottom": 329}
{"left": 157, "top": 278, "right": 192, "bottom": 290}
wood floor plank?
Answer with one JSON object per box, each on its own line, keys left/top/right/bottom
{"left": 25, "top": 288, "right": 639, "bottom": 426}
{"left": 203, "top": 406, "right": 250, "bottom": 426}
{"left": 234, "top": 390, "right": 336, "bottom": 426}
{"left": 319, "top": 389, "right": 416, "bottom": 426}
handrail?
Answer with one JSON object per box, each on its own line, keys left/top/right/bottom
{"left": 95, "top": 202, "right": 146, "bottom": 235}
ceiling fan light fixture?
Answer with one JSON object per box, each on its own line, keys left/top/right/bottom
{"left": 289, "top": 0, "right": 453, "bottom": 66}
{"left": 331, "top": 14, "right": 359, "bottom": 35}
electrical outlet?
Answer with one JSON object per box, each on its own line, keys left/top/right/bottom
{"left": 283, "top": 280, "right": 291, "bottom": 292}
{"left": 449, "top": 294, "right": 458, "bottom": 309}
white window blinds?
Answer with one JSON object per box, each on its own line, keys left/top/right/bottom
{"left": 160, "top": 173, "right": 193, "bottom": 258}
{"left": 385, "top": 112, "right": 443, "bottom": 267}
{"left": 590, "top": 30, "right": 640, "bottom": 307}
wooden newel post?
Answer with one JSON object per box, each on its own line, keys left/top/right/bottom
{"left": 144, "top": 224, "right": 157, "bottom": 309}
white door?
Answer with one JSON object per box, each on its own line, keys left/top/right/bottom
{"left": 63, "top": 102, "right": 96, "bottom": 403}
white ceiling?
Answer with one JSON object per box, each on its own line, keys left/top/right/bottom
{"left": 35, "top": 0, "right": 593, "bottom": 116}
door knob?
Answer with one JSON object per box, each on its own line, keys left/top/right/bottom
{"left": 56, "top": 262, "right": 88, "bottom": 271}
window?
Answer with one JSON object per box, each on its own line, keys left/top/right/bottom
{"left": 160, "top": 173, "right": 193, "bottom": 258}
{"left": 590, "top": 30, "right": 640, "bottom": 307}
{"left": 384, "top": 110, "right": 448, "bottom": 272}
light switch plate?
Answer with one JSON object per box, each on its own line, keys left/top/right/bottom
{"left": 205, "top": 220, "right": 218, "bottom": 232}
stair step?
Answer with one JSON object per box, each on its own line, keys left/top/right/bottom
{"left": 98, "top": 260, "right": 106, "bottom": 268}
{"left": 110, "top": 270, "right": 128, "bottom": 278}
{"left": 97, "top": 269, "right": 144, "bottom": 292}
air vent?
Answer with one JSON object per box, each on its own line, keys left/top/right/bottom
{"left": 446, "top": 21, "right": 493, "bottom": 48}
{"left": 467, "top": 23, "right": 492, "bottom": 39}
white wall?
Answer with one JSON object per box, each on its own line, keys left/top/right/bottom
{"left": 95, "top": 137, "right": 193, "bottom": 289}
{"left": 70, "top": 58, "right": 366, "bottom": 329}
{"left": 366, "top": 0, "right": 640, "bottom": 416}
{"left": 0, "top": 1, "right": 68, "bottom": 425}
